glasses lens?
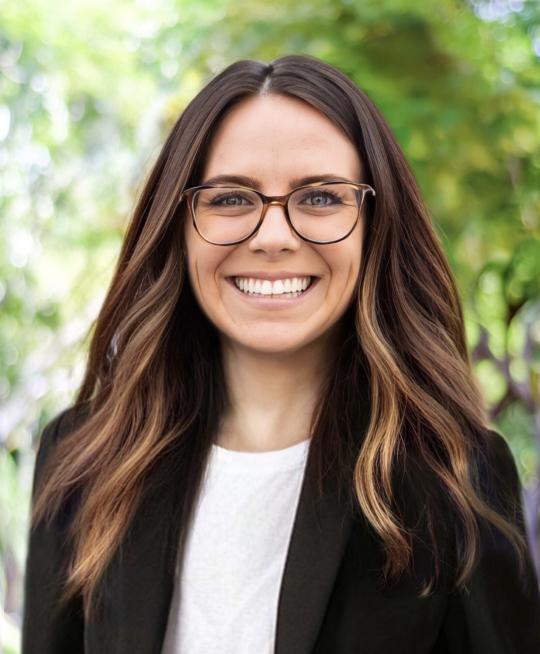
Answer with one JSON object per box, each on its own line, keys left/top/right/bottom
{"left": 191, "top": 183, "right": 364, "bottom": 244}
{"left": 192, "top": 187, "right": 262, "bottom": 243}
{"left": 289, "top": 183, "right": 361, "bottom": 242}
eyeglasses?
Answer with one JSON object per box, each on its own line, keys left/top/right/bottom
{"left": 177, "top": 180, "right": 376, "bottom": 245}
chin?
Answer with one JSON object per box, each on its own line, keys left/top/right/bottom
{"left": 227, "top": 329, "right": 321, "bottom": 355}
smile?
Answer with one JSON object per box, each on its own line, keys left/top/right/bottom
{"left": 225, "top": 276, "right": 320, "bottom": 305}
{"left": 234, "top": 276, "right": 313, "bottom": 296}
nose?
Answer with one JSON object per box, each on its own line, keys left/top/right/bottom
{"left": 247, "top": 201, "right": 300, "bottom": 252}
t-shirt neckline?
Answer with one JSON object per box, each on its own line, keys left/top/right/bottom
{"left": 210, "top": 437, "right": 311, "bottom": 470}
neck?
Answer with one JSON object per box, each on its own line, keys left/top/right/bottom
{"left": 217, "top": 332, "right": 337, "bottom": 452}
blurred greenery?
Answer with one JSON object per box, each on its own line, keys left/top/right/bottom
{"left": 1, "top": 0, "right": 539, "bottom": 650}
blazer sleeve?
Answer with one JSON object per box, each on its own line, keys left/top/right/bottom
{"left": 433, "top": 429, "right": 540, "bottom": 653}
{"left": 21, "top": 407, "right": 85, "bottom": 654}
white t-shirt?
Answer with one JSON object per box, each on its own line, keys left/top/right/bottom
{"left": 161, "top": 436, "right": 311, "bottom": 654}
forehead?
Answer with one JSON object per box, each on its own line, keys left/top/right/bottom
{"left": 200, "top": 94, "right": 362, "bottom": 190}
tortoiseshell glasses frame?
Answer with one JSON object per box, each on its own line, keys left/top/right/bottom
{"left": 177, "top": 179, "right": 376, "bottom": 246}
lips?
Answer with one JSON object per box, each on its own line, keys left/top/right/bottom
{"left": 225, "top": 275, "right": 321, "bottom": 303}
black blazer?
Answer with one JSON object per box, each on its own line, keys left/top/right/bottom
{"left": 22, "top": 405, "right": 540, "bottom": 653}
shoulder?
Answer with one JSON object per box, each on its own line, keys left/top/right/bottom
{"left": 37, "top": 402, "right": 91, "bottom": 448}
{"left": 473, "top": 428, "right": 523, "bottom": 521}
{"left": 30, "top": 403, "right": 92, "bottom": 541}
{"left": 480, "top": 428, "right": 519, "bottom": 479}
{"left": 434, "top": 430, "right": 540, "bottom": 650}
{"left": 470, "top": 428, "right": 537, "bottom": 599}
{"left": 33, "top": 402, "right": 91, "bottom": 493}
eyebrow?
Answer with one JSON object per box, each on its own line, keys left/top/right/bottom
{"left": 200, "top": 173, "right": 357, "bottom": 190}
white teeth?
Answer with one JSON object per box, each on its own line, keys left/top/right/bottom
{"left": 233, "top": 276, "right": 313, "bottom": 296}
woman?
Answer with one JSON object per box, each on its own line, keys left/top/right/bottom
{"left": 22, "top": 54, "right": 540, "bottom": 653}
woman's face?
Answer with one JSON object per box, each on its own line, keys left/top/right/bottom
{"left": 183, "top": 93, "right": 365, "bottom": 355}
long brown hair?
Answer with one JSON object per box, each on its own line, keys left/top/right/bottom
{"left": 31, "top": 53, "right": 530, "bottom": 621}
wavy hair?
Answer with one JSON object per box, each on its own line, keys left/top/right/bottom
{"left": 31, "top": 53, "right": 530, "bottom": 621}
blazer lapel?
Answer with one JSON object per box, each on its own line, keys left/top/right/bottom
{"left": 273, "top": 464, "right": 355, "bottom": 654}
{"left": 93, "top": 445, "right": 356, "bottom": 654}
{"left": 89, "top": 472, "right": 179, "bottom": 654}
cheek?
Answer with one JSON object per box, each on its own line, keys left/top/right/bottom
{"left": 322, "top": 248, "right": 362, "bottom": 311}
{"left": 184, "top": 238, "right": 228, "bottom": 298}
{"left": 189, "top": 253, "right": 221, "bottom": 293}
{"left": 316, "top": 241, "right": 362, "bottom": 283}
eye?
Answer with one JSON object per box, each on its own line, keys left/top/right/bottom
{"left": 298, "top": 189, "right": 344, "bottom": 207}
{"left": 209, "top": 191, "right": 255, "bottom": 207}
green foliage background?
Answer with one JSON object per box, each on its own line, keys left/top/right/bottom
{"left": 1, "top": 0, "right": 539, "bottom": 650}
